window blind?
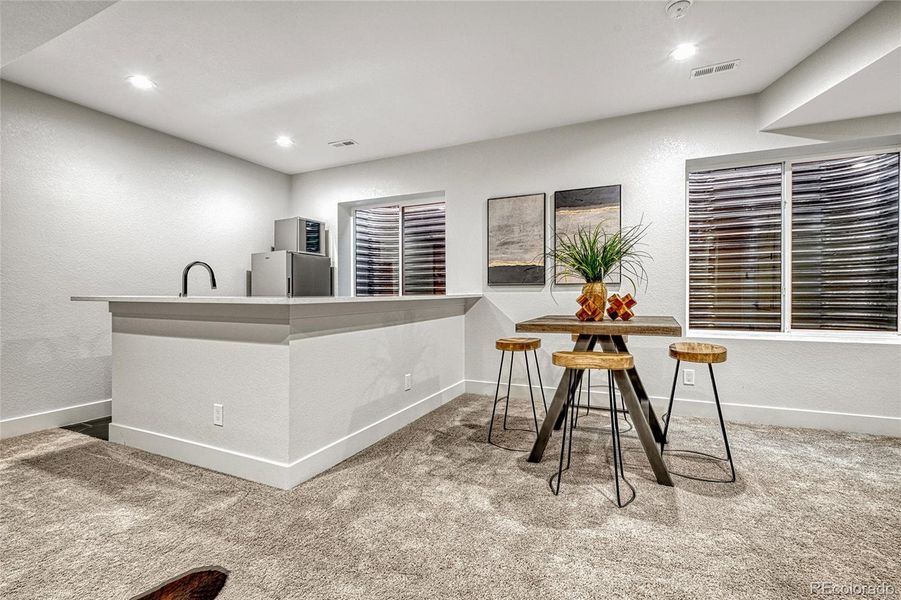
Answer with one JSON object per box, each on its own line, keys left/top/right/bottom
{"left": 688, "top": 163, "right": 784, "bottom": 331}
{"left": 354, "top": 206, "right": 400, "bottom": 296}
{"left": 791, "top": 153, "right": 899, "bottom": 331}
{"left": 402, "top": 203, "right": 446, "bottom": 295}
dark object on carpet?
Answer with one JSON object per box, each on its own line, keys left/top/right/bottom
{"left": 61, "top": 417, "right": 110, "bottom": 441}
{"left": 131, "top": 567, "right": 229, "bottom": 600}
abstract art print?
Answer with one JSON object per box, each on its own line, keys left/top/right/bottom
{"left": 554, "top": 184, "right": 621, "bottom": 284}
{"left": 487, "top": 193, "right": 546, "bottom": 286}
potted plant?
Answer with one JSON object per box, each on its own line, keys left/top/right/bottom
{"left": 550, "top": 221, "right": 651, "bottom": 320}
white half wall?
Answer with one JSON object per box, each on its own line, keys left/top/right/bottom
{"left": 290, "top": 95, "right": 901, "bottom": 436}
{"left": 0, "top": 81, "right": 292, "bottom": 430}
{"left": 103, "top": 297, "right": 472, "bottom": 489}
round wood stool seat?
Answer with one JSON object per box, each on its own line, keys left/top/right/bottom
{"left": 495, "top": 337, "right": 541, "bottom": 352}
{"left": 668, "top": 342, "right": 727, "bottom": 364}
{"left": 552, "top": 351, "right": 633, "bottom": 371}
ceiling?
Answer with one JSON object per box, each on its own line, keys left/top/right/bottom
{"left": 0, "top": 1, "right": 878, "bottom": 174}
{"left": 767, "top": 47, "right": 901, "bottom": 130}
{"left": 0, "top": 0, "right": 115, "bottom": 67}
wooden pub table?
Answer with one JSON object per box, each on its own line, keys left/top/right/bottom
{"left": 516, "top": 315, "right": 682, "bottom": 487}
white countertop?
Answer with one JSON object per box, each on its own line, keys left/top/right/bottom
{"left": 71, "top": 294, "right": 482, "bottom": 305}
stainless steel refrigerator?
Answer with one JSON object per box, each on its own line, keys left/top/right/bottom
{"left": 250, "top": 251, "right": 331, "bottom": 297}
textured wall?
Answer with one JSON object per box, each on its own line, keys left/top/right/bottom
{"left": 290, "top": 95, "right": 901, "bottom": 434}
{"left": 0, "top": 82, "right": 291, "bottom": 421}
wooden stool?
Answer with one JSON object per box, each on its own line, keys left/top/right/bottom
{"left": 551, "top": 351, "right": 635, "bottom": 507}
{"left": 488, "top": 338, "right": 547, "bottom": 445}
{"left": 661, "top": 342, "right": 735, "bottom": 483}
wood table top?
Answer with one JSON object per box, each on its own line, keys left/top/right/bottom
{"left": 516, "top": 315, "right": 682, "bottom": 337}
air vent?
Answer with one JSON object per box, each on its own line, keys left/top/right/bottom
{"left": 690, "top": 59, "right": 741, "bottom": 79}
{"left": 328, "top": 139, "right": 357, "bottom": 148}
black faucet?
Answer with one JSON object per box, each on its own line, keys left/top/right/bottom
{"left": 179, "top": 261, "right": 217, "bottom": 297}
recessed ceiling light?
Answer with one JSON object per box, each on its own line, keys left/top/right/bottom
{"left": 670, "top": 43, "right": 697, "bottom": 61}
{"left": 275, "top": 136, "right": 295, "bottom": 148}
{"left": 127, "top": 74, "right": 156, "bottom": 90}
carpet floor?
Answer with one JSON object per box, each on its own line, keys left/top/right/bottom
{"left": 1, "top": 394, "right": 899, "bottom": 599}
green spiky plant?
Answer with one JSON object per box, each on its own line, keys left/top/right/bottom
{"left": 550, "top": 220, "right": 652, "bottom": 292}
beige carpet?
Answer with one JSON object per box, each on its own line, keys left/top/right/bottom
{"left": 1, "top": 394, "right": 899, "bottom": 599}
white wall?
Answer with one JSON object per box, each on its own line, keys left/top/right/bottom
{"left": 290, "top": 95, "right": 901, "bottom": 435}
{"left": 0, "top": 82, "right": 291, "bottom": 429}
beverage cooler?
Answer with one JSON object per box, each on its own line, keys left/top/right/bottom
{"left": 250, "top": 217, "right": 332, "bottom": 297}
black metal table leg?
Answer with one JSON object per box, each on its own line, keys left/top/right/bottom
{"left": 612, "top": 335, "right": 666, "bottom": 444}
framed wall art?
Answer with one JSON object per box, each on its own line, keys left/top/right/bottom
{"left": 487, "top": 193, "right": 546, "bottom": 286}
{"left": 554, "top": 184, "right": 622, "bottom": 285}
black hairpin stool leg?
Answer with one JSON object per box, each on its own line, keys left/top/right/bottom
{"left": 608, "top": 370, "right": 635, "bottom": 508}
{"left": 553, "top": 370, "right": 578, "bottom": 496}
{"left": 661, "top": 359, "right": 680, "bottom": 454}
{"left": 502, "top": 350, "right": 514, "bottom": 431}
{"left": 566, "top": 371, "right": 578, "bottom": 469}
{"left": 524, "top": 351, "right": 540, "bottom": 435}
{"left": 709, "top": 364, "right": 736, "bottom": 483}
{"left": 575, "top": 371, "right": 591, "bottom": 428}
{"left": 533, "top": 350, "right": 547, "bottom": 414}
{"left": 487, "top": 351, "right": 506, "bottom": 443}
{"left": 574, "top": 375, "right": 584, "bottom": 428}
{"left": 586, "top": 370, "right": 591, "bottom": 415}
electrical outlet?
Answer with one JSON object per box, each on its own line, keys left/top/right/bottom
{"left": 404, "top": 373, "right": 412, "bottom": 391}
{"left": 213, "top": 403, "right": 224, "bottom": 426}
{"left": 683, "top": 369, "right": 695, "bottom": 386}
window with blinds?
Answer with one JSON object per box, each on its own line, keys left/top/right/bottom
{"left": 353, "top": 202, "right": 446, "bottom": 297}
{"left": 791, "top": 153, "right": 899, "bottom": 331}
{"left": 402, "top": 203, "right": 446, "bottom": 295}
{"left": 688, "top": 163, "right": 784, "bottom": 331}
{"left": 354, "top": 206, "right": 400, "bottom": 296}
{"left": 687, "top": 149, "right": 900, "bottom": 336}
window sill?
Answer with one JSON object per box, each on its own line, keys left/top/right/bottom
{"left": 685, "top": 329, "right": 901, "bottom": 346}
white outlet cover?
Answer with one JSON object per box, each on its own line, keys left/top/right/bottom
{"left": 683, "top": 369, "right": 695, "bottom": 386}
{"left": 404, "top": 374, "right": 412, "bottom": 391}
{"left": 213, "top": 403, "right": 224, "bottom": 426}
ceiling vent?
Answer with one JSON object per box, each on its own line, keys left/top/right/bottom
{"left": 690, "top": 59, "right": 741, "bottom": 80}
{"left": 328, "top": 139, "right": 357, "bottom": 148}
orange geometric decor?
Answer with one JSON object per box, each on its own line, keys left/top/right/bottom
{"left": 575, "top": 281, "right": 608, "bottom": 321}
{"left": 606, "top": 293, "right": 637, "bottom": 321}
{"left": 575, "top": 293, "right": 605, "bottom": 321}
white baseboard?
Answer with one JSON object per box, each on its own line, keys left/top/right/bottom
{"left": 109, "top": 380, "right": 467, "bottom": 490}
{"left": 464, "top": 379, "right": 900, "bottom": 437}
{"left": 109, "top": 423, "right": 290, "bottom": 488}
{"left": 0, "top": 399, "right": 112, "bottom": 440}
{"left": 282, "top": 380, "right": 466, "bottom": 488}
